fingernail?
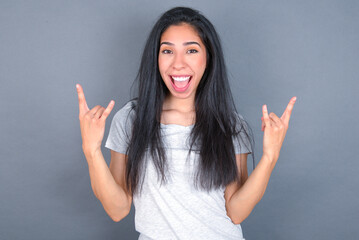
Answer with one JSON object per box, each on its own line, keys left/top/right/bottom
{"left": 293, "top": 96, "right": 297, "bottom": 101}
{"left": 264, "top": 105, "right": 267, "bottom": 111}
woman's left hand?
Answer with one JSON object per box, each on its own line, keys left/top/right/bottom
{"left": 261, "top": 97, "right": 297, "bottom": 163}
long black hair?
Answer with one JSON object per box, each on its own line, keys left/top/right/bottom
{"left": 125, "top": 6, "right": 255, "bottom": 196}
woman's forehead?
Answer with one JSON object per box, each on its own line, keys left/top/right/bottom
{"left": 160, "top": 24, "right": 203, "bottom": 44}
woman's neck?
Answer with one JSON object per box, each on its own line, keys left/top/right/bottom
{"left": 161, "top": 95, "right": 196, "bottom": 126}
{"left": 162, "top": 95, "right": 195, "bottom": 113}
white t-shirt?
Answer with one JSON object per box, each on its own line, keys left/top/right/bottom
{"left": 105, "top": 100, "right": 252, "bottom": 240}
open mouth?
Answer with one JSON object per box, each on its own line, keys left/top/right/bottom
{"left": 169, "top": 75, "right": 192, "bottom": 91}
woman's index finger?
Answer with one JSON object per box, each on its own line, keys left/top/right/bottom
{"left": 76, "top": 84, "right": 89, "bottom": 114}
{"left": 262, "top": 104, "right": 270, "bottom": 126}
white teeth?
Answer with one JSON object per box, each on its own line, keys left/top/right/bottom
{"left": 171, "top": 76, "right": 191, "bottom": 81}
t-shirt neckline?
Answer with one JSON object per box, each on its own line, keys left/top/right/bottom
{"left": 160, "top": 123, "right": 194, "bottom": 128}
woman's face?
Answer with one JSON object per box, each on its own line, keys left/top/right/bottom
{"left": 158, "top": 23, "right": 207, "bottom": 101}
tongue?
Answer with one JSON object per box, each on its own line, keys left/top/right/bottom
{"left": 174, "top": 79, "right": 189, "bottom": 88}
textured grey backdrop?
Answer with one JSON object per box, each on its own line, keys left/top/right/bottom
{"left": 1, "top": 0, "right": 358, "bottom": 239}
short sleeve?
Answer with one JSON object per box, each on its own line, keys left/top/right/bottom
{"left": 232, "top": 113, "right": 252, "bottom": 155}
{"left": 104, "top": 101, "right": 135, "bottom": 154}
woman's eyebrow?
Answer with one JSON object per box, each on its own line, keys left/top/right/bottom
{"left": 160, "top": 41, "right": 201, "bottom": 47}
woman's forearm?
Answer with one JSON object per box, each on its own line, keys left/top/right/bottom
{"left": 84, "top": 149, "right": 130, "bottom": 222}
{"left": 227, "top": 154, "right": 277, "bottom": 224}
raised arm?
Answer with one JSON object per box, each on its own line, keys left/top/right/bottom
{"left": 226, "top": 97, "right": 297, "bottom": 224}
{"left": 76, "top": 83, "right": 131, "bottom": 222}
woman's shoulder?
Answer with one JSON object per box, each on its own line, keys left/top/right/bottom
{"left": 232, "top": 111, "right": 250, "bottom": 133}
{"left": 234, "top": 112, "right": 244, "bottom": 120}
{"left": 112, "top": 99, "right": 137, "bottom": 124}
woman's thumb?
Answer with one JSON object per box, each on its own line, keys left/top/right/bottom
{"left": 101, "top": 100, "right": 115, "bottom": 120}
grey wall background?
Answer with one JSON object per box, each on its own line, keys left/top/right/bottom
{"left": 1, "top": 0, "right": 358, "bottom": 239}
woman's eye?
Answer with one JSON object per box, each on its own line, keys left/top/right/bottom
{"left": 187, "top": 49, "right": 198, "bottom": 54}
{"left": 162, "top": 49, "right": 172, "bottom": 54}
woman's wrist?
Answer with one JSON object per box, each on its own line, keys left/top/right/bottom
{"left": 262, "top": 153, "right": 279, "bottom": 168}
{"left": 83, "top": 145, "right": 102, "bottom": 162}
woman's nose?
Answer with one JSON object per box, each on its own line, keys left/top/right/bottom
{"left": 172, "top": 53, "right": 186, "bottom": 70}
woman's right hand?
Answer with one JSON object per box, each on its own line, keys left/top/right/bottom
{"left": 76, "top": 84, "right": 115, "bottom": 157}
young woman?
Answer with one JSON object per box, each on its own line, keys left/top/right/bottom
{"left": 76, "top": 7, "right": 296, "bottom": 240}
